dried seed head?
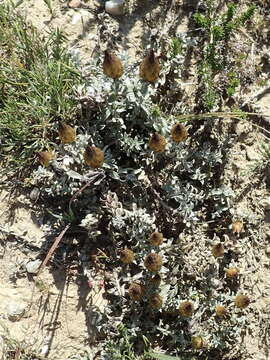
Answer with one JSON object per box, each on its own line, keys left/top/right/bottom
{"left": 139, "top": 49, "right": 160, "bottom": 82}
{"left": 212, "top": 243, "right": 225, "bottom": 257}
{"left": 225, "top": 267, "right": 239, "bottom": 279}
{"left": 128, "top": 283, "right": 144, "bottom": 301}
{"left": 232, "top": 220, "right": 244, "bottom": 234}
{"left": 215, "top": 305, "right": 227, "bottom": 318}
{"left": 149, "top": 294, "right": 163, "bottom": 309}
{"left": 144, "top": 253, "right": 162, "bottom": 272}
{"left": 149, "top": 232, "right": 164, "bottom": 246}
{"left": 103, "top": 50, "right": 123, "bottom": 79}
{"left": 150, "top": 273, "right": 161, "bottom": 287}
{"left": 120, "top": 248, "right": 134, "bottom": 264}
{"left": 58, "top": 122, "right": 76, "bottom": 144}
{"left": 37, "top": 151, "right": 54, "bottom": 167}
{"left": 179, "top": 301, "right": 194, "bottom": 317}
{"left": 191, "top": 336, "right": 204, "bottom": 350}
{"left": 149, "top": 133, "right": 167, "bottom": 152}
{"left": 84, "top": 146, "right": 104, "bottom": 168}
{"left": 235, "top": 294, "right": 250, "bottom": 309}
{"left": 171, "top": 123, "right": 188, "bottom": 143}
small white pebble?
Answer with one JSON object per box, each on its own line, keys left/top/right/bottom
{"left": 68, "top": 0, "right": 81, "bottom": 8}
{"left": 7, "top": 302, "right": 27, "bottom": 320}
{"left": 25, "top": 259, "right": 42, "bottom": 274}
{"left": 105, "top": 0, "right": 125, "bottom": 16}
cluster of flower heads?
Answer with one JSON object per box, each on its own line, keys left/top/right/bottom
{"left": 119, "top": 220, "right": 251, "bottom": 350}
{"left": 36, "top": 120, "right": 188, "bottom": 169}
{"left": 36, "top": 49, "right": 188, "bottom": 168}
{"left": 37, "top": 122, "right": 104, "bottom": 169}
{"left": 149, "top": 123, "right": 188, "bottom": 152}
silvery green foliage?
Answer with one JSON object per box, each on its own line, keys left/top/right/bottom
{"left": 208, "top": 186, "right": 235, "bottom": 218}
{"left": 80, "top": 52, "right": 157, "bottom": 155}
{"left": 31, "top": 37, "right": 250, "bottom": 360}
{"left": 31, "top": 134, "right": 103, "bottom": 196}
{"left": 105, "top": 191, "right": 155, "bottom": 243}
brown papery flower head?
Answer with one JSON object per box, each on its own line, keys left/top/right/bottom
{"left": 149, "top": 232, "right": 164, "bottom": 246}
{"left": 171, "top": 123, "right": 188, "bottom": 143}
{"left": 212, "top": 243, "right": 225, "bottom": 257}
{"left": 139, "top": 49, "right": 160, "bottom": 83}
{"left": 225, "top": 267, "right": 239, "bottom": 279}
{"left": 103, "top": 50, "right": 123, "bottom": 79}
{"left": 149, "top": 133, "right": 167, "bottom": 153}
{"left": 191, "top": 336, "right": 204, "bottom": 350}
{"left": 58, "top": 122, "right": 76, "bottom": 144}
{"left": 232, "top": 220, "right": 244, "bottom": 234}
{"left": 128, "top": 283, "right": 144, "bottom": 301}
{"left": 149, "top": 294, "right": 163, "bottom": 309}
{"left": 144, "top": 253, "right": 162, "bottom": 272}
{"left": 179, "top": 301, "right": 194, "bottom": 317}
{"left": 235, "top": 294, "right": 250, "bottom": 309}
{"left": 120, "top": 249, "right": 134, "bottom": 264}
{"left": 37, "top": 151, "right": 54, "bottom": 167}
{"left": 215, "top": 305, "right": 227, "bottom": 318}
{"left": 84, "top": 146, "right": 104, "bottom": 168}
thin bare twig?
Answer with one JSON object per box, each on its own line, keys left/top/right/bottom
{"left": 26, "top": 224, "right": 71, "bottom": 315}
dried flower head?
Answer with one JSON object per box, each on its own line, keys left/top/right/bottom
{"left": 215, "top": 305, "right": 227, "bottom": 318}
{"left": 128, "top": 283, "right": 144, "bottom": 301}
{"left": 191, "top": 336, "right": 204, "bottom": 350}
{"left": 149, "top": 294, "right": 163, "bottom": 309}
{"left": 149, "top": 231, "right": 164, "bottom": 246}
{"left": 103, "top": 50, "right": 123, "bottom": 79}
{"left": 144, "top": 253, "right": 162, "bottom": 272}
{"left": 179, "top": 301, "right": 194, "bottom": 317}
{"left": 235, "top": 294, "right": 250, "bottom": 309}
{"left": 149, "top": 133, "right": 167, "bottom": 153}
{"left": 84, "top": 146, "right": 104, "bottom": 168}
{"left": 120, "top": 248, "right": 134, "bottom": 264}
{"left": 37, "top": 151, "right": 54, "bottom": 166}
{"left": 212, "top": 243, "right": 225, "bottom": 257}
{"left": 171, "top": 123, "right": 188, "bottom": 143}
{"left": 150, "top": 274, "right": 161, "bottom": 287}
{"left": 139, "top": 49, "right": 160, "bottom": 82}
{"left": 225, "top": 267, "right": 239, "bottom": 279}
{"left": 58, "top": 122, "right": 76, "bottom": 144}
{"left": 232, "top": 220, "right": 244, "bottom": 234}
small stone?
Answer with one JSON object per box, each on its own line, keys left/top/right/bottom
{"left": 25, "top": 259, "right": 42, "bottom": 274}
{"left": 105, "top": 0, "right": 125, "bottom": 15}
{"left": 71, "top": 12, "right": 82, "bottom": 25}
{"left": 7, "top": 301, "right": 27, "bottom": 321}
{"left": 265, "top": 246, "right": 270, "bottom": 256}
{"left": 68, "top": 0, "right": 81, "bottom": 8}
{"left": 29, "top": 187, "right": 40, "bottom": 202}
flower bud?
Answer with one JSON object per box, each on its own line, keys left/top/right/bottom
{"left": 144, "top": 253, "right": 162, "bottom": 272}
{"left": 149, "top": 232, "right": 163, "bottom": 246}
{"left": 179, "top": 301, "right": 194, "bottom": 317}
{"left": 149, "top": 133, "right": 167, "bottom": 152}
{"left": 84, "top": 146, "right": 104, "bottom": 168}
{"left": 171, "top": 123, "right": 188, "bottom": 143}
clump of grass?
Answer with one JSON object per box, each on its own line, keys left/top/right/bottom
{"left": 0, "top": 3, "right": 81, "bottom": 175}
{"left": 194, "top": 1, "right": 256, "bottom": 110}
